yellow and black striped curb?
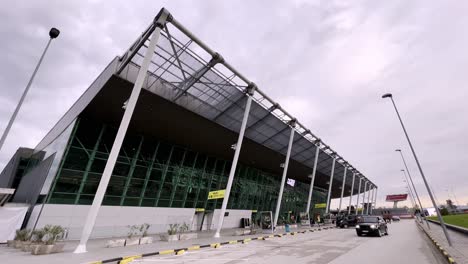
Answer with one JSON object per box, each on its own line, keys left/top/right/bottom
{"left": 88, "top": 226, "right": 336, "bottom": 264}
{"left": 416, "top": 222, "right": 457, "bottom": 264}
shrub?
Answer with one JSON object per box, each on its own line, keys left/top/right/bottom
{"left": 43, "top": 225, "right": 65, "bottom": 245}
{"left": 127, "top": 225, "right": 140, "bottom": 239}
{"left": 14, "top": 229, "right": 31, "bottom": 241}
{"left": 31, "top": 229, "right": 46, "bottom": 244}
{"left": 178, "top": 223, "right": 189, "bottom": 233}
{"left": 140, "top": 223, "right": 150, "bottom": 237}
{"left": 167, "top": 224, "right": 179, "bottom": 235}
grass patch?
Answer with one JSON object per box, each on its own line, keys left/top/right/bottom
{"left": 428, "top": 214, "right": 468, "bottom": 228}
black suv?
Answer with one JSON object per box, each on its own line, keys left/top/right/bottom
{"left": 339, "top": 215, "right": 358, "bottom": 228}
{"left": 355, "top": 215, "right": 388, "bottom": 237}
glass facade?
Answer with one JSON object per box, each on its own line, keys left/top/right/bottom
{"left": 47, "top": 117, "right": 327, "bottom": 215}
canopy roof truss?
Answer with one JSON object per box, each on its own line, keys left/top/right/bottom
{"left": 115, "top": 8, "right": 376, "bottom": 193}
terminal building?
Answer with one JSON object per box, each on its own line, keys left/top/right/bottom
{"left": 0, "top": 8, "right": 377, "bottom": 240}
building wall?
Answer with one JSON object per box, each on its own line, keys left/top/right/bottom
{"left": 27, "top": 204, "right": 251, "bottom": 239}
{"left": 46, "top": 117, "right": 327, "bottom": 217}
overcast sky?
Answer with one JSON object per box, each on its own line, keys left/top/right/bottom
{"left": 1, "top": 0, "right": 467, "bottom": 209}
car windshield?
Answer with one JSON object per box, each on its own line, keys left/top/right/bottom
{"left": 358, "top": 216, "right": 379, "bottom": 223}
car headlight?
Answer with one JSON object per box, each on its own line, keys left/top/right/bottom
{"left": 370, "top": 225, "right": 376, "bottom": 229}
{"left": 355, "top": 225, "right": 360, "bottom": 228}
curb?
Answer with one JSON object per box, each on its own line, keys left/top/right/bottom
{"left": 427, "top": 219, "right": 468, "bottom": 236}
{"left": 416, "top": 222, "right": 457, "bottom": 264}
{"left": 88, "top": 226, "right": 336, "bottom": 264}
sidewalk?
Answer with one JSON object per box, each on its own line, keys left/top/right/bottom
{"left": 0, "top": 224, "right": 333, "bottom": 264}
{"left": 419, "top": 220, "right": 468, "bottom": 264}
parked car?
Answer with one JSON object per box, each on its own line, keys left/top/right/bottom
{"left": 355, "top": 216, "right": 388, "bottom": 237}
{"left": 339, "top": 215, "right": 358, "bottom": 228}
{"left": 391, "top": 215, "right": 400, "bottom": 222}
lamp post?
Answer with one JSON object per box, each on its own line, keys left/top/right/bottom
{"left": 0, "top": 28, "right": 60, "bottom": 152}
{"left": 382, "top": 93, "right": 452, "bottom": 246}
{"left": 395, "top": 149, "right": 429, "bottom": 229}
{"left": 401, "top": 170, "right": 417, "bottom": 210}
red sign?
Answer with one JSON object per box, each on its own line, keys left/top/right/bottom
{"left": 386, "top": 194, "right": 408, "bottom": 201}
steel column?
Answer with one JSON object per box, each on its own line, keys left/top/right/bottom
{"left": 338, "top": 166, "right": 347, "bottom": 213}
{"left": 305, "top": 145, "right": 321, "bottom": 216}
{"left": 325, "top": 158, "right": 336, "bottom": 214}
{"left": 348, "top": 173, "right": 355, "bottom": 214}
{"left": 356, "top": 177, "right": 362, "bottom": 215}
{"left": 366, "top": 186, "right": 372, "bottom": 215}
{"left": 273, "top": 121, "right": 296, "bottom": 228}
{"left": 374, "top": 187, "right": 378, "bottom": 211}
{"left": 73, "top": 20, "right": 164, "bottom": 253}
{"left": 361, "top": 181, "right": 368, "bottom": 215}
{"left": 214, "top": 84, "right": 256, "bottom": 238}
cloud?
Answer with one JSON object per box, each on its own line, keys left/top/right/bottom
{"left": 0, "top": 0, "right": 467, "bottom": 208}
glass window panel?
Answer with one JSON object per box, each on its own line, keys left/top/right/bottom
{"left": 144, "top": 181, "right": 160, "bottom": 197}
{"left": 183, "top": 151, "right": 197, "bottom": 167}
{"left": 159, "top": 183, "right": 172, "bottom": 199}
{"left": 54, "top": 169, "right": 82, "bottom": 193}
{"left": 105, "top": 175, "right": 126, "bottom": 196}
{"left": 133, "top": 166, "right": 147, "bottom": 179}
{"left": 49, "top": 193, "right": 76, "bottom": 204}
{"left": 103, "top": 195, "right": 121, "bottom": 205}
{"left": 172, "top": 200, "right": 183, "bottom": 208}
{"left": 63, "top": 147, "right": 88, "bottom": 171}
{"left": 90, "top": 158, "right": 107, "bottom": 173}
{"left": 150, "top": 169, "right": 163, "bottom": 181}
{"left": 113, "top": 162, "right": 130, "bottom": 176}
{"left": 170, "top": 147, "right": 185, "bottom": 166}
{"left": 81, "top": 173, "right": 101, "bottom": 194}
{"left": 155, "top": 142, "right": 172, "bottom": 164}
{"left": 123, "top": 197, "right": 140, "bottom": 206}
{"left": 126, "top": 179, "right": 144, "bottom": 197}
{"left": 141, "top": 198, "right": 155, "bottom": 207}
{"left": 158, "top": 199, "right": 170, "bottom": 207}
{"left": 78, "top": 194, "right": 94, "bottom": 205}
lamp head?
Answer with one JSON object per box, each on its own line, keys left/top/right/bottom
{"left": 382, "top": 93, "right": 393, "bottom": 99}
{"left": 49, "top": 28, "right": 60, "bottom": 39}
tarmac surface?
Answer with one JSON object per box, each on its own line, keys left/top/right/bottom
{"left": 135, "top": 220, "right": 446, "bottom": 264}
{"left": 0, "top": 220, "right": 450, "bottom": 264}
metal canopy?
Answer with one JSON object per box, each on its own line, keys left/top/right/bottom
{"left": 116, "top": 8, "right": 375, "bottom": 193}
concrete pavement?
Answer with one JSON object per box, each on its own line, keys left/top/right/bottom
{"left": 138, "top": 220, "right": 446, "bottom": 264}
{"left": 420, "top": 221, "right": 468, "bottom": 264}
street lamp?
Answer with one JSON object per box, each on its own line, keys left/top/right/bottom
{"left": 396, "top": 149, "right": 429, "bottom": 228}
{"left": 0, "top": 27, "right": 60, "bottom": 152}
{"left": 382, "top": 93, "right": 452, "bottom": 246}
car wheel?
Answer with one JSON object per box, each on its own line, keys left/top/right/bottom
{"left": 357, "top": 231, "right": 362, "bottom": 237}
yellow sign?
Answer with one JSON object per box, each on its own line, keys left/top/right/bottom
{"left": 315, "top": 203, "right": 326, "bottom": 209}
{"left": 252, "top": 210, "right": 258, "bottom": 213}
{"left": 208, "top": 190, "right": 226, "bottom": 200}
{"left": 195, "top": 208, "right": 205, "bottom": 212}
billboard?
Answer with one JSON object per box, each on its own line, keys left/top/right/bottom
{"left": 385, "top": 194, "right": 408, "bottom": 201}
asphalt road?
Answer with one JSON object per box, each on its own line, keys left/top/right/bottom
{"left": 136, "top": 220, "right": 446, "bottom": 264}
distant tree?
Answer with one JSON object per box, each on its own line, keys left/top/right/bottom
{"left": 440, "top": 207, "right": 449, "bottom": 216}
